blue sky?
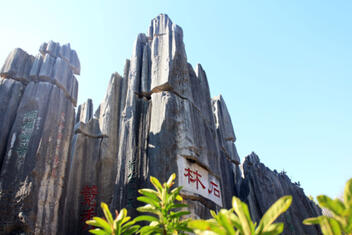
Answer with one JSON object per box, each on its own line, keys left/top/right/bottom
{"left": 1, "top": 0, "right": 351, "bottom": 199}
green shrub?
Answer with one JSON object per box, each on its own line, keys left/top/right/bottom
{"left": 303, "top": 178, "right": 352, "bottom": 235}
{"left": 85, "top": 202, "right": 140, "bottom": 235}
{"left": 135, "top": 173, "right": 192, "bottom": 235}
{"left": 188, "top": 195, "right": 292, "bottom": 235}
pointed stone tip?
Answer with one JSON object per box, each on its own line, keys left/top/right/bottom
{"left": 14, "top": 47, "right": 28, "bottom": 54}
{"left": 148, "top": 14, "right": 175, "bottom": 37}
{"left": 0, "top": 47, "right": 32, "bottom": 80}
{"left": 194, "top": 64, "right": 203, "bottom": 77}
{"left": 154, "top": 13, "right": 172, "bottom": 22}
{"left": 110, "top": 72, "right": 123, "bottom": 84}
{"left": 39, "top": 40, "right": 81, "bottom": 75}
{"left": 244, "top": 152, "right": 260, "bottom": 165}
{"left": 137, "top": 33, "right": 148, "bottom": 41}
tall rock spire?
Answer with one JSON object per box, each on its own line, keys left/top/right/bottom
{"left": 0, "top": 41, "right": 79, "bottom": 234}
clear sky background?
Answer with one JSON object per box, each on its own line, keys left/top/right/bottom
{"left": 1, "top": 0, "right": 351, "bottom": 199}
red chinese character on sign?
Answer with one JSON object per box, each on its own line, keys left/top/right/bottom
{"left": 184, "top": 168, "right": 206, "bottom": 190}
{"left": 208, "top": 181, "right": 220, "bottom": 198}
{"left": 81, "top": 208, "right": 96, "bottom": 230}
{"left": 80, "top": 185, "right": 98, "bottom": 230}
{"left": 81, "top": 185, "right": 98, "bottom": 207}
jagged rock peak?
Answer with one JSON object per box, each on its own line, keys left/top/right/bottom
{"left": 39, "top": 40, "right": 81, "bottom": 75}
{"left": 244, "top": 151, "right": 260, "bottom": 165}
{"left": 0, "top": 41, "right": 79, "bottom": 106}
{"left": 76, "top": 98, "right": 94, "bottom": 123}
{"left": 148, "top": 14, "right": 175, "bottom": 38}
{"left": 0, "top": 48, "right": 34, "bottom": 82}
{"left": 240, "top": 152, "right": 322, "bottom": 234}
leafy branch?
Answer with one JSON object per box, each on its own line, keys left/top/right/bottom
{"left": 188, "top": 195, "right": 292, "bottom": 235}
{"left": 135, "top": 173, "right": 192, "bottom": 235}
{"left": 304, "top": 178, "right": 352, "bottom": 235}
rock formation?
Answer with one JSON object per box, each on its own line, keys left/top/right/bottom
{"left": 0, "top": 42, "right": 79, "bottom": 234}
{"left": 240, "top": 152, "right": 322, "bottom": 235}
{"left": 0, "top": 14, "right": 321, "bottom": 235}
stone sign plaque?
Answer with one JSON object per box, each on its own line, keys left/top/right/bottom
{"left": 177, "top": 156, "right": 222, "bottom": 206}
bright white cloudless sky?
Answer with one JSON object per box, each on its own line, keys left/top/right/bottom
{"left": 0, "top": 0, "right": 351, "bottom": 199}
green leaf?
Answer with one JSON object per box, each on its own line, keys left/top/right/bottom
{"left": 344, "top": 178, "right": 352, "bottom": 209}
{"left": 166, "top": 173, "right": 176, "bottom": 188}
{"left": 114, "top": 219, "right": 122, "bottom": 235}
{"left": 101, "top": 202, "right": 114, "bottom": 226}
{"left": 121, "top": 216, "right": 131, "bottom": 225}
{"left": 123, "top": 225, "right": 140, "bottom": 235}
{"left": 210, "top": 210, "right": 217, "bottom": 218}
{"left": 169, "top": 203, "right": 188, "bottom": 210}
{"left": 232, "top": 196, "right": 255, "bottom": 235}
{"left": 138, "top": 188, "right": 160, "bottom": 201}
{"left": 134, "top": 215, "right": 159, "bottom": 222}
{"left": 114, "top": 208, "right": 128, "bottom": 234}
{"left": 303, "top": 217, "right": 322, "bottom": 225}
{"left": 137, "top": 204, "right": 159, "bottom": 215}
{"left": 260, "top": 223, "right": 284, "bottom": 235}
{"left": 188, "top": 220, "right": 210, "bottom": 230}
{"left": 162, "top": 187, "right": 168, "bottom": 207}
{"left": 327, "top": 218, "right": 342, "bottom": 235}
{"left": 345, "top": 212, "right": 352, "bottom": 233}
{"left": 218, "top": 211, "right": 236, "bottom": 235}
{"left": 170, "top": 186, "right": 182, "bottom": 195}
{"left": 120, "top": 208, "right": 128, "bottom": 220}
{"left": 168, "top": 187, "right": 183, "bottom": 206}
{"left": 317, "top": 195, "right": 345, "bottom": 216}
{"left": 189, "top": 220, "right": 226, "bottom": 235}
{"left": 256, "top": 195, "right": 292, "bottom": 233}
{"left": 137, "top": 196, "right": 160, "bottom": 208}
{"left": 139, "top": 225, "right": 161, "bottom": 235}
{"left": 121, "top": 219, "right": 135, "bottom": 230}
{"left": 89, "top": 217, "right": 112, "bottom": 233}
{"left": 88, "top": 228, "right": 109, "bottom": 235}
{"left": 176, "top": 195, "right": 183, "bottom": 201}
{"left": 170, "top": 211, "right": 191, "bottom": 219}
{"left": 86, "top": 220, "right": 100, "bottom": 226}
{"left": 320, "top": 217, "right": 341, "bottom": 235}
{"left": 304, "top": 216, "right": 342, "bottom": 235}
{"left": 150, "top": 176, "right": 163, "bottom": 193}
{"left": 228, "top": 213, "right": 243, "bottom": 233}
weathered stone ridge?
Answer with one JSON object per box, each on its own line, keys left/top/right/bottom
{"left": 1, "top": 42, "right": 79, "bottom": 107}
{"left": 0, "top": 14, "right": 321, "bottom": 235}
{"left": 239, "top": 152, "right": 322, "bottom": 235}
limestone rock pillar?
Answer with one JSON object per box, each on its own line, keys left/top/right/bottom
{"left": 0, "top": 41, "right": 80, "bottom": 235}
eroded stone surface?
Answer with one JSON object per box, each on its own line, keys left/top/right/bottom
{"left": 40, "top": 41, "right": 81, "bottom": 75}
{"left": 0, "top": 78, "right": 25, "bottom": 168}
{"left": 0, "top": 48, "right": 34, "bottom": 83}
{"left": 240, "top": 152, "right": 322, "bottom": 235}
{"left": 0, "top": 82, "right": 75, "bottom": 234}
{"left": 0, "top": 41, "right": 79, "bottom": 234}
